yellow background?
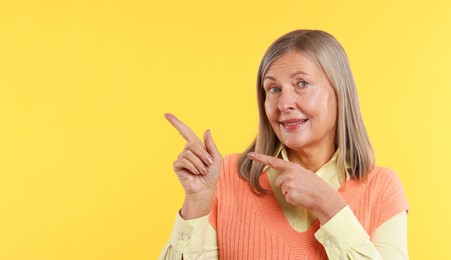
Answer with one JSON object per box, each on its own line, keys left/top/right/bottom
{"left": 0, "top": 0, "right": 449, "bottom": 259}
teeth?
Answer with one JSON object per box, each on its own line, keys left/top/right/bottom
{"left": 285, "top": 119, "right": 307, "bottom": 126}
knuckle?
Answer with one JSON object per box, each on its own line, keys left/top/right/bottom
{"left": 295, "top": 165, "right": 307, "bottom": 174}
{"left": 180, "top": 157, "right": 189, "bottom": 165}
{"left": 193, "top": 141, "right": 205, "bottom": 152}
{"left": 183, "top": 149, "right": 192, "bottom": 158}
{"left": 282, "top": 174, "right": 290, "bottom": 182}
{"left": 172, "top": 160, "right": 179, "bottom": 170}
{"left": 285, "top": 183, "right": 293, "bottom": 191}
{"left": 267, "top": 157, "right": 275, "bottom": 166}
{"left": 281, "top": 183, "right": 287, "bottom": 191}
{"left": 184, "top": 141, "right": 193, "bottom": 149}
{"left": 186, "top": 140, "right": 202, "bottom": 152}
{"left": 178, "top": 149, "right": 190, "bottom": 160}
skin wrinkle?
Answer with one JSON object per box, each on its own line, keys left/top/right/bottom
{"left": 161, "top": 30, "right": 407, "bottom": 260}
{"left": 263, "top": 51, "right": 337, "bottom": 172}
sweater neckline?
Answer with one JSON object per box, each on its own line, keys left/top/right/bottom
{"left": 259, "top": 172, "right": 321, "bottom": 237}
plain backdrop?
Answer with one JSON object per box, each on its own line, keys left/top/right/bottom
{"left": 0, "top": 0, "right": 450, "bottom": 259}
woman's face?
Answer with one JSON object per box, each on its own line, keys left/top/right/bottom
{"left": 263, "top": 51, "right": 337, "bottom": 154}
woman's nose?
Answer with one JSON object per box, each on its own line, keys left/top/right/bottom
{"left": 278, "top": 88, "right": 296, "bottom": 112}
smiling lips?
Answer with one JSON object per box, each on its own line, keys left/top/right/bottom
{"left": 280, "top": 118, "right": 308, "bottom": 130}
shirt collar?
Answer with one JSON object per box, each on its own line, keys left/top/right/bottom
{"left": 264, "top": 144, "right": 338, "bottom": 170}
{"left": 263, "top": 144, "right": 347, "bottom": 188}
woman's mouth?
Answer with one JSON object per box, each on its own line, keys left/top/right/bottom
{"left": 281, "top": 119, "right": 308, "bottom": 130}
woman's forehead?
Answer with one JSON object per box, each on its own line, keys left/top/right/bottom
{"left": 265, "top": 51, "right": 321, "bottom": 78}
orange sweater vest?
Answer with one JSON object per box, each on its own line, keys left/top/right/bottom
{"left": 209, "top": 154, "right": 409, "bottom": 259}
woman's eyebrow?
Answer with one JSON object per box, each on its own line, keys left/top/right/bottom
{"left": 290, "top": 71, "right": 309, "bottom": 78}
{"left": 264, "top": 70, "right": 311, "bottom": 83}
{"left": 263, "top": 75, "right": 276, "bottom": 81}
{"left": 264, "top": 70, "right": 310, "bottom": 82}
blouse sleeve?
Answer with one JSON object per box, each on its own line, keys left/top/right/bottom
{"left": 159, "top": 212, "right": 218, "bottom": 260}
{"left": 314, "top": 206, "right": 408, "bottom": 259}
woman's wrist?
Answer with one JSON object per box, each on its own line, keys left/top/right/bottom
{"left": 314, "top": 190, "right": 347, "bottom": 225}
{"left": 180, "top": 191, "right": 215, "bottom": 220}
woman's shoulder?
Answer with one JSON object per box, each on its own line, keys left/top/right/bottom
{"left": 365, "top": 165, "right": 408, "bottom": 204}
{"left": 366, "top": 165, "right": 402, "bottom": 185}
{"left": 364, "top": 165, "right": 410, "bottom": 222}
{"left": 347, "top": 165, "right": 403, "bottom": 193}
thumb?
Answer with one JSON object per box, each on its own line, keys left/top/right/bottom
{"left": 203, "top": 129, "right": 221, "bottom": 160}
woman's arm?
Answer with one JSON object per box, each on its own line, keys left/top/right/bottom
{"left": 159, "top": 213, "right": 218, "bottom": 260}
{"left": 373, "top": 211, "right": 408, "bottom": 258}
{"left": 248, "top": 152, "right": 409, "bottom": 259}
{"left": 160, "top": 114, "right": 222, "bottom": 259}
{"left": 315, "top": 207, "right": 408, "bottom": 260}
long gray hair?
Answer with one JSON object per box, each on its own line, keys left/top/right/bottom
{"left": 238, "top": 30, "right": 374, "bottom": 194}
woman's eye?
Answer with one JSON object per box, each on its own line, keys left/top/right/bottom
{"left": 298, "top": 81, "right": 309, "bottom": 88}
{"left": 269, "top": 87, "right": 281, "bottom": 93}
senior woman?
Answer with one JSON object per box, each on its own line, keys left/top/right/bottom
{"left": 160, "top": 30, "right": 409, "bottom": 259}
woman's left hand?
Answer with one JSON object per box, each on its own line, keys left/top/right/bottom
{"left": 248, "top": 152, "right": 347, "bottom": 224}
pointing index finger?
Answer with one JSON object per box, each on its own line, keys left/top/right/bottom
{"left": 248, "top": 152, "right": 293, "bottom": 171}
{"left": 164, "top": 113, "right": 199, "bottom": 141}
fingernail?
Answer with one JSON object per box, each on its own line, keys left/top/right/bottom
{"left": 248, "top": 152, "right": 255, "bottom": 158}
{"left": 164, "top": 113, "right": 172, "bottom": 120}
{"left": 204, "top": 129, "right": 211, "bottom": 139}
{"left": 202, "top": 166, "right": 208, "bottom": 175}
{"left": 207, "top": 156, "right": 214, "bottom": 165}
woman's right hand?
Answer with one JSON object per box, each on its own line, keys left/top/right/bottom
{"left": 164, "top": 113, "right": 222, "bottom": 219}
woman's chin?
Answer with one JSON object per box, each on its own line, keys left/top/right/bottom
{"left": 281, "top": 139, "right": 307, "bottom": 151}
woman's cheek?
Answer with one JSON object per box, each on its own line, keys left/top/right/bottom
{"left": 265, "top": 99, "right": 278, "bottom": 117}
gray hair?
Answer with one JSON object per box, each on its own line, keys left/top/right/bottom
{"left": 238, "top": 29, "right": 374, "bottom": 194}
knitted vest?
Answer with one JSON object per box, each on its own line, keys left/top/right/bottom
{"left": 209, "top": 154, "right": 409, "bottom": 259}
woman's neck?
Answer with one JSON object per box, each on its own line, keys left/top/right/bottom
{"left": 287, "top": 144, "right": 335, "bottom": 172}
